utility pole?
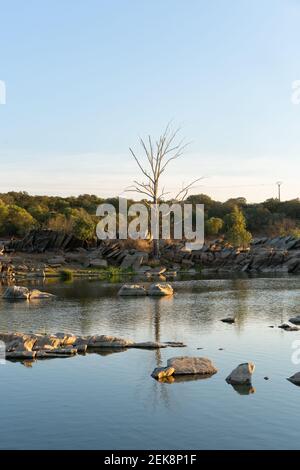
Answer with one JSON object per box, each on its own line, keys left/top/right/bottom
{"left": 276, "top": 181, "right": 283, "bottom": 202}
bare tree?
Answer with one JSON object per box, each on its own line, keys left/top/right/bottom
{"left": 127, "top": 124, "right": 202, "bottom": 258}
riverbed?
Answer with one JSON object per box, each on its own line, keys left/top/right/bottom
{"left": 0, "top": 275, "right": 299, "bottom": 449}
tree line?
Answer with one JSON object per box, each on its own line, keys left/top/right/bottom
{"left": 0, "top": 191, "right": 299, "bottom": 244}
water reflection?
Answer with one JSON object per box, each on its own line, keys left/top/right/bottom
{"left": 229, "top": 384, "right": 256, "bottom": 395}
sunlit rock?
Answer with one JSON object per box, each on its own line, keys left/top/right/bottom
{"left": 148, "top": 283, "right": 174, "bottom": 296}
{"left": 29, "top": 289, "right": 55, "bottom": 300}
{"left": 167, "top": 356, "right": 218, "bottom": 376}
{"left": 151, "top": 366, "right": 175, "bottom": 379}
{"left": 87, "top": 335, "right": 134, "bottom": 348}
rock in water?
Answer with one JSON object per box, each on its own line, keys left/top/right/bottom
{"left": 118, "top": 284, "right": 147, "bottom": 296}
{"left": 131, "top": 341, "right": 167, "bottom": 349}
{"left": 167, "top": 356, "right": 218, "bottom": 376}
{"left": 29, "top": 289, "right": 55, "bottom": 300}
{"left": 278, "top": 323, "right": 299, "bottom": 331}
{"left": 6, "top": 351, "right": 36, "bottom": 359}
{"left": 221, "top": 317, "right": 235, "bottom": 324}
{"left": 151, "top": 367, "right": 175, "bottom": 379}
{"left": 289, "top": 315, "right": 300, "bottom": 325}
{"left": 226, "top": 362, "right": 255, "bottom": 385}
{"left": 87, "top": 335, "right": 134, "bottom": 348}
{"left": 148, "top": 283, "right": 174, "bottom": 296}
{"left": 287, "top": 372, "right": 300, "bottom": 385}
{"left": 2, "top": 286, "right": 30, "bottom": 300}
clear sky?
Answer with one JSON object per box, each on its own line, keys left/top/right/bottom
{"left": 0, "top": 0, "right": 300, "bottom": 202}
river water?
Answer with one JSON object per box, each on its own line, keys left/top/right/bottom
{"left": 0, "top": 274, "right": 299, "bottom": 449}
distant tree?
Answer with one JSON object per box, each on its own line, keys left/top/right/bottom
{"left": 47, "top": 213, "right": 73, "bottom": 232}
{"left": 205, "top": 217, "right": 224, "bottom": 236}
{"left": 71, "top": 208, "right": 96, "bottom": 241}
{"left": 226, "top": 206, "right": 252, "bottom": 248}
{"left": 0, "top": 199, "right": 8, "bottom": 236}
{"left": 4, "top": 205, "right": 36, "bottom": 237}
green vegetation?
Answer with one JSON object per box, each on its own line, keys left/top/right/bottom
{"left": 0, "top": 191, "right": 299, "bottom": 242}
{"left": 225, "top": 206, "right": 252, "bottom": 248}
{"left": 59, "top": 269, "right": 74, "bottom": 281}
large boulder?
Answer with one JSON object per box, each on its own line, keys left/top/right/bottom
{"left": 148, "top": 283, "right": 174, "bottom": 296}
{"left": 118, "top": 284, "right": 147, "bottom": 296}
{"left": 87, "top": 335, "right": 134, "bottom": 348}
{"left": 2, "top": 286, "right": 30, "bottom": 300}
{"left": 166, "top": 356, "right": 218, "bottom": 376}
{"left": 226, "top": 362, "right": 255, "bottom": 385}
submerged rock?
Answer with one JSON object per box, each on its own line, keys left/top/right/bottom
{"left": 148, "top": 283, "right": 174, "bottom": 296}
{"left": 132, "top": 341, "right": 167, "bottom": 349}
{"left": 151, "top": 366, "right": 175, "bottom": 379}
{"left": 118, "top": 284, "right": 147, "bottom": 296}
{"left": 226, "top": 362, "right": 255, "bottom": 385}
{"left": 167, "top": 356, "right": 218, "bottom": 376}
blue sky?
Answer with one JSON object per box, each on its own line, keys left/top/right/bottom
{"left": 0, "top": 0, "right": 300, "bottom": 202}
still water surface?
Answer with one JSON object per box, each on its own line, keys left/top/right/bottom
{"left": 0, "top": 275, "right": 299, "bottom": 449}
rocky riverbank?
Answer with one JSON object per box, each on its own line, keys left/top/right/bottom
{"left": 1, "top": 231, "right": 300, "bottom": 280}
